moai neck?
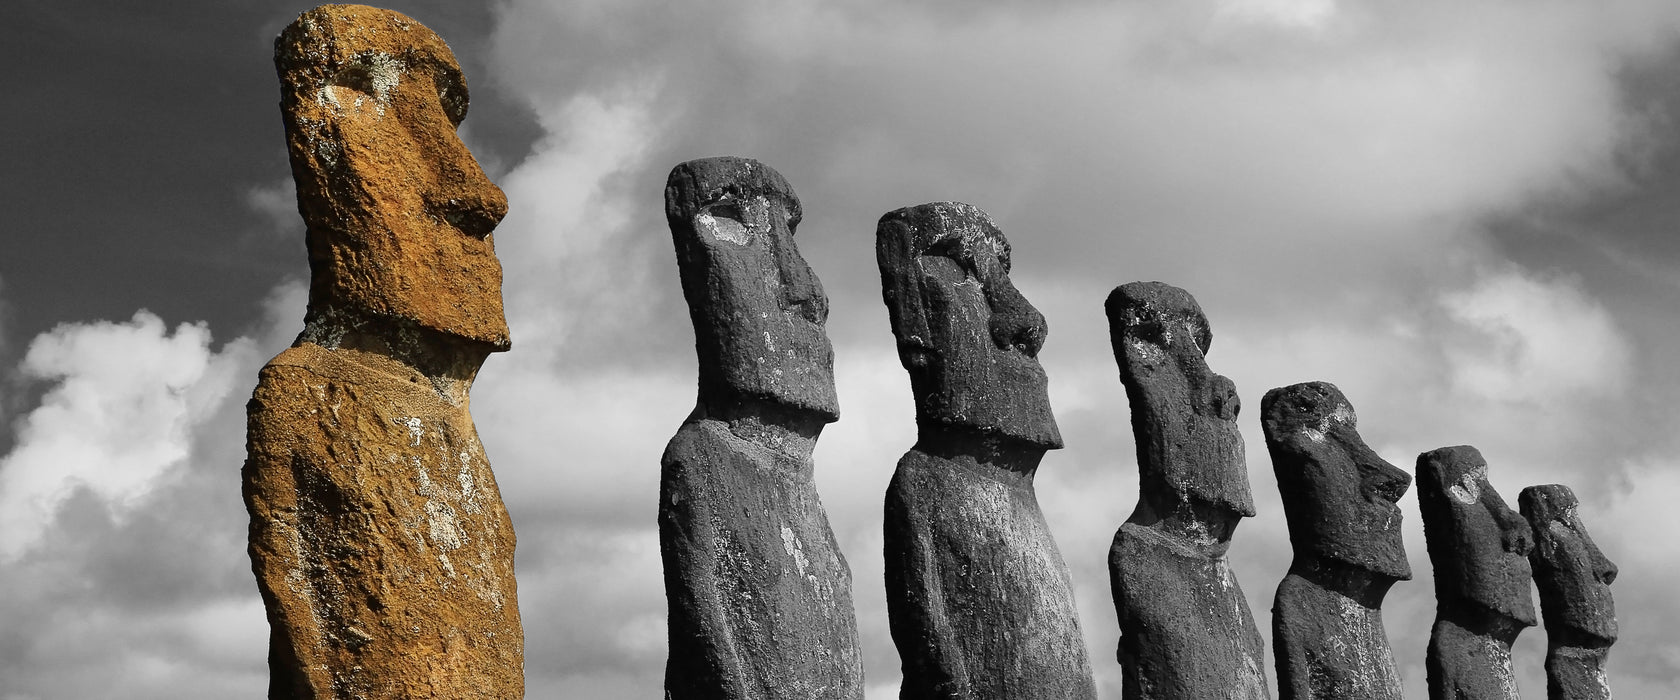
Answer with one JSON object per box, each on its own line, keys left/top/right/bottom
{"left": 297, "top": 305, "right": 494, "bottom": 406}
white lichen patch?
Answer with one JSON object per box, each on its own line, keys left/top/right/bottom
{"left": 317, "top": 52, "right": 403, "bottom": 117}
{"left": 1449, "top": 463, "right": 1486, "bottom": 504}
{"left": 780, "top": 525, "right": 809, "bottom": 575}
{"left": 425, "top": 499, "right": 464, "bottom": 552}
{"left": 398, "top": 417, "right": 423, "bottom": 446}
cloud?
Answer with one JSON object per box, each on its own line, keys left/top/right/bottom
{"left": 1439, "top": 268, "right": 1631, "bottom": 404}
{"left": 0, "top": 282, "right": 302, "bottom": 698}
{"left": 0, "top": 311, "right": 258, "bottom": 560}
{"left": 10, "top": 0, "right": 1680, "bottom": 697}
{"left": 472, "top": 0, "right": 1680, "bottom": 696}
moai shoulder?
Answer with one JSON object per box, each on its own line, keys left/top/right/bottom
{"left": 877, "top": 202, "right": 1095, "bottom": 699}
{"left": 1106, "top": 281, "right": 1268, "bottom": 700}
{"left": 1262, "top": 382, "right": 1410, "bottom": 700}
{"left": 658, "top": 156, "right": 863, "bottom": 700}
{"left": 244, "top": 5, "right": 523, "bottom": 697}
{"left": 1416, "top": 446, "right": 1536, "bottom": 700}
{"left": 1521, "top": 484, "right": 1618, "bottom": 700}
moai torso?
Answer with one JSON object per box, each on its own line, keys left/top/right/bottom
{"left": 1262, "top": 382, "right": 1411, "bottom": 700}
{"left": 658, "top": 157, "right": 862, "bottom": 700}
{"left": 1106, "top": 282, "right": 1268, "bottom": 700}
{"left": 877, "top": 203, "right": 1095, "bottom": 700}
{"left": 244, "top": 6, "right": 522, "bottom": 697}
{"left": 1520, "top": 485, "right": 1618, "bottom": 700}
{"left": 1417, "top": 446, "right": 1537, "bottom": 700}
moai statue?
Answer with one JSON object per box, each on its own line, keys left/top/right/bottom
{"left": 659, "top": 157, "right": 863, "bottom": 699}
{"left": 1520, "top": 485, "right": 1618, "bottom": 700}
{"left": 1261, "top": 382, "right": 1411, "bottom": 700}
{"left": 877, "top": 202, "right": 1097, "bottom": 699}
{"left": 1106, "top": 282, "right": 1268, "bottom": 699}
{"left": 1416, "top": 446, "right": 1537, "bottom": 700}
{"left": 244, "top": 5, "right": 522, "bottom": 697}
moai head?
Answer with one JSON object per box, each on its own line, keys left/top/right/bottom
{"left": 876, "top": 202, "right": 1061, "bottom": 450}
{"left": 1520, "top": 485, "right": 1618, "bottom": 647}
{"left": 277, "top": 5, "right": 510, "bottom": 349}
{"left": 1416, "top": 446, "right": 1537, "bottom": 627}
{"left": 1106, "top": 282, "right": 1254, "bottom": 533}
{"left": 666, "top": 157, "right": 839, "bottom": 422}
{"left": 1262, "top": 382, "right": 1412, "bottom": 582}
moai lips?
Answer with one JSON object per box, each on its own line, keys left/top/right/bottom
{"left": 1417, "top": 446, "right": 1536, "bottom": 700}
{"left": 244, "top": 5, "right": 522, "bottom": 698}
{"left": 1106, "top": 282, "right": 1268, "bottom": 700}
{"left": 1262, "top": 382, "right": 1411, "bottom": 699}
{"left": 1521, "top": 484, "right": 1618, "bottom": 700}
{"left": 877, "top": 202, "right": 1095, "bottom": 699}
{"left": 659, "top": 157, "right": 863, "bottom": 699}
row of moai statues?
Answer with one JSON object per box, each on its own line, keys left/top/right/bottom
{"left": 654, "top": 156, "right": 1621, "bottom": 700}
{"left": 241, "top": 5, "right": 1620, "bottom": 699}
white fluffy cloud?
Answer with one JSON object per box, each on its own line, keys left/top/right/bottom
{"left": 0, "top": 311, "right": 259, "bottom": 560}
{"left": 1440, "top": 268, "right": 1631, "bottom": 403}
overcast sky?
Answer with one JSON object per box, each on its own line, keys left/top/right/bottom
{"left": 5, "top": 1, "right": 1680, "bottom": 697}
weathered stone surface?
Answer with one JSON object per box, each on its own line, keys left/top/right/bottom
{"left": 660, "top": 157, "right": 863, "bottom": 699}
{"left": 877, "top": 203, "right": 1095, "bottom": 699}
{"left": 1416, "top": 446, "right": 1537, "bottom": 700}
{"left": 1106, "top": 282, "right": 1268, "bottom": 700}
{"left": 1261, "top": 382, "right": 1410, "bottom": 700}
{"left": 244, "top": 5, "right": 521, "bottom": 698}
{"left": 1520, "top": 484, "right": 1618, "bottom": 700}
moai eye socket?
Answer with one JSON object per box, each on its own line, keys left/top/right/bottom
{"left": 325, "top": 64, "right": 376, "bottom": 110}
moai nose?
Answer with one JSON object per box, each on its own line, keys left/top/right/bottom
{"left": 987, "top": 273, "right": 1047, "bottom": 357}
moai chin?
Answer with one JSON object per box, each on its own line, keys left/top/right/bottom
{"left": 1520, "top": 484, "right": 1618, "bottom": 700}
{"left": 243, "top": 5, "right": 522, "bottom": 698}
{"left": 1106, "top": 281, "right": 1268, "bottom": 700}
{"left": 658, "top": 156, "right": 863, "bottom": 699}
{"left": 1416, "top": 446, "right": 1537, "bottom": 700}
{"left": 1261, "top": 382, "right": 1411, "bottom": 699}
{"left": 877, "top": 202, "right": 1096, "bottom": 699}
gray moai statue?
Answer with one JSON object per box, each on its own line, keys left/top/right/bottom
{"left": 1520, "top": 485, "right": 1618, "bottom": 700}
{"left": 1261, "top": 382, "right": 1411, "bottom": 700}
{"left": 877, "top": 202, "right": 1096, "bottom": 699}
{"left": 659, "top": 157, "right": 863, "bottom": 699}
{"left": 1106, "top": 282, "right": 1269, "bottom": 699}
{"left": 1416, "top": 446, "right": 1537, "bottom": 700}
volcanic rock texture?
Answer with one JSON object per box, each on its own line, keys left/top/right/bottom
{"left": 1106, "top": 282, "right": 1268, "bottom": 700}
{"left": 1417, "top": 446, "right": 1536, "bottom": 700}
{"left": 877, "top": 202, "right": 1095, "bottom": 699}
{"left": 244, "top": 5, "right": 522, "bottom": 698}
{"left": 658, "top": 157, "right": 863, "bottom": 700}
{"left": 1521, "top": 484, "right": 1618, "bottom": 700}
{"left": 1262, "top": 382, "right": 1411, "bottom": 700}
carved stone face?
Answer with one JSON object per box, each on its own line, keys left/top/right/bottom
{"left": 1106, "top": 282, "right": 1254, "bottom": 523}
{"left": 1520, "top": 485, "right": 1618, "bottom": 646}
{"left": 876, "top": 202, "right": 1061, "bottom": 449}
{"left": 277, "top": 6, "right": 510, "bottom": 348}
{"left": 1417, "top": 446, "right": 1537, "bottom": 626}
{"left": 1262, "top": 382, "right": 1411, "bottom": 581}
{"left": 666, "top": 157, "right": 838, "bottom": 421}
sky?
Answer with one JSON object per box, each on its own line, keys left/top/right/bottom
{"left": 3, "top": 0, "right": 1680, "bottom": 697}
